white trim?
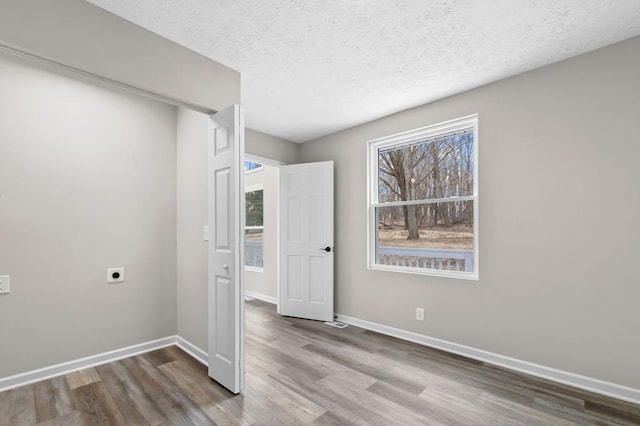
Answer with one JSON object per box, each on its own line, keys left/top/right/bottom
{"left": 367, "top": 113, "right": 479, "bottom": 146}
{"left": 0, "top": 336, "right": 176, "bottom": 392}
{"left": 371, "top": 195, "right": 475, "bottom": 208}
{"left": 176, "top": 336, "right": 209, "bottom": 366}
{"left": 335, "top": 314, "right": 640, "bottom": 406}
{"left": 0, "top": 335, "right": 217, "bottom": 392}
{"left": 6, "top": 318, "right": 635, "bottom": 406}
{"left": 369, "top": 263, "right": 478, "bottom": 280}
{"left": 245, "top": 290, "right": 277, "bottom": 305}
{"left": 276, "top": 166, "right": 281, "bottom": 313}
{"left": 244, "top": 184, "right": 264, "bottom": 193}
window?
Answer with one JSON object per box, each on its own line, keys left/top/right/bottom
{"left": 244, "top": 160, "right": 263, "bottom": 173}
{"left": 245, "top": 185, "right": 264, "bottom": 271}
{"left": 368, "top": 115, "right": 478, "bottom": 279}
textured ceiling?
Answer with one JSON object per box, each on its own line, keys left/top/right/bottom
{"left": 86, "top": 0, "right": 640, "bottom": 143}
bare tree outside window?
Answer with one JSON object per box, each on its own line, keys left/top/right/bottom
{"left": 245, "top": 188, "right": 264, "bottom": 269}
{"left": 369, "top": 115, "right": 478, "bottom": 278}
{"left": 378, "top": 132, "right": 474, "bottom": 239}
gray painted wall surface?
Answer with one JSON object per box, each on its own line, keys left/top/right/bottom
{"left": 0, "top": 0, "right": 240, "bottom": 112}
{"left": 176, "top": 108, "right": 209, "bottom": 351}
{"left": 0, "top": 54, "right": 178, "bottom": 378}
{"left": 299, "top": 36, "right": 640, "bottom": 389}
{"left": 246, "top": 129, "right": 300, "bottom": 165}
{"left": 177, "top": 108, "right": 298, "bottom": 352}
{"left": 245, "top": 165, "right": 279, "bottom": 299}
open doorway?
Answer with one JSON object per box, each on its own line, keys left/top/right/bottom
{"left": 241, "top": 156, "right": 334, "bottom": 321}
{"left": 243, "top": 155, "right": 283, "bottom": 307}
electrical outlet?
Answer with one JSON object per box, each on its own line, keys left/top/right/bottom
{"left": 0, "top": 275, "right": 10, "bottom": 294}
{"left": 204, "top": 225, "right": 209, "bottom": 241}
{"left": 107, "top": 268, "right": 125, "bottom": 284}
{"left": 416, "top": 307, "right": 424, "bottom": 321}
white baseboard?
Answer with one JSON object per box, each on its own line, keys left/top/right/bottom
{"left": 0, "top": 335, "right": 211, "bottom": 392}
{"left": 244, "top": 290, "right": 277, "bottom": 305}
{"left": 176, "top": 336, "right": 208, "bottom": 366}
{"left": 5, "top": 315, "right": 636, "bottom": 406}
{"left": 336, "top": 314, "right": 640, "bottom": 406}
{"left": 0, "top": 336, "right": 177, "bottom": 392}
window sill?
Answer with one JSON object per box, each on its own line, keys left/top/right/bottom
{"left": 245, "top": 266, "right": 264, "bottom": 273}
{"left": 368, "top": 264, "right": 478, "bottom": 281}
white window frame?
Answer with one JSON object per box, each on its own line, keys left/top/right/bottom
{"left": 367, "top": 114, "right": 479, "bottom": 280}
{"left": 244, "top": 183, "right": 264, "bottom": 272}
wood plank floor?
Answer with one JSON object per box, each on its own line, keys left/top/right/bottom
{"left": 1, "top": 299, "right": 639, "bottom": 425}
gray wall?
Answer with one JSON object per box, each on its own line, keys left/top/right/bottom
{"left": 246, "top": 129, "right": 301, "bottom": 165}
{"left": 0, "top": 0, "right": 240, "bottom": 112}
{"left": 177, "top": 108, "right": 299, "bottom": 352}
{"left": 245, "top": 165, "right": 279, "bottom": 299}
{"left": 0, "top": 54, "right": 178, "bottom": 378}
{"left": 176, "top": 108, "right": 209, "bottom": 351}
{"left": 299, "top": 36, "right": 640, "bottom": 389}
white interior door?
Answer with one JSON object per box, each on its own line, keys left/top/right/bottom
{"left": 279, "top": 161, "right": 334, "bottom": 321}
{"left": 208, "top": 105, "right": 245, "bottom": 394}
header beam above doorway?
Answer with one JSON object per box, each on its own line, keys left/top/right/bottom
{"left": 0, "top": 0, "right": 240, "bottom": 112}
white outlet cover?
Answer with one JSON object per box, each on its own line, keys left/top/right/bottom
{"left": 0, "top": 275, "right": 10, "bottom": 294}
{"left": 107, "top": 268, "right": 125, "bottom": 283}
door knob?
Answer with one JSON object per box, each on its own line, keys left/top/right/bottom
{"left": 222, "top": 264, "right": 229, "bottom": 270}
{"left": 320, "top": 247, "right": 332, "bottom": 252}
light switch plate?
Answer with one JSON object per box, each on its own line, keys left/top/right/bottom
{"left": 204, "top": 225, "right": 209, "bottom": 241}
{"left": 0, "top": 275, "right": 10, "bottom": 294}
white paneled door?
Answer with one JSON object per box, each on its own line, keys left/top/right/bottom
{"left": 208, "top": 105, "right": 245, "bottom": 394}
{"left": 279, "top": 161, "right": 334, "bottom": 322}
